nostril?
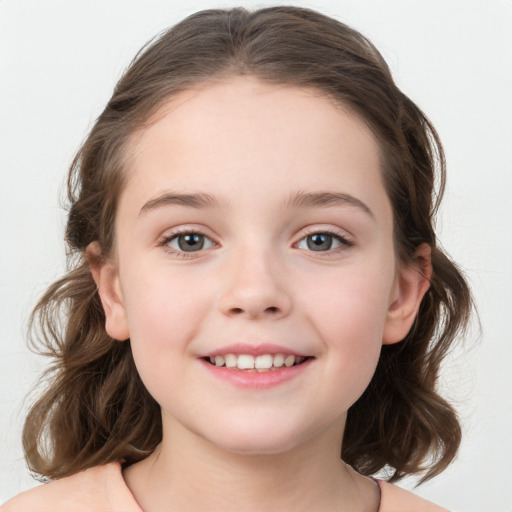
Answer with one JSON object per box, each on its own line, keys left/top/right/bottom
{"left": 230, "top": 306, "right": 279, "bottom": 314}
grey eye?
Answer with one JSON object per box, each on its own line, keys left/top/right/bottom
{"left": 168, "top": 233, "right": 214, "bottom": 252}
{"left": 297, "top": 233, "right": 344, "bottom": 252}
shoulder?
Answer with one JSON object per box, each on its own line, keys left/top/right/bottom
{"left": 378, "top": 480, "right": 450, "bottom": 512}
{"left": 1, "top": 462, "right": 141, "bottom": 512}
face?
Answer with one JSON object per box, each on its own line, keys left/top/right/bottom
{"left": 93, "top": 77, "right": 427, "bottom": 456}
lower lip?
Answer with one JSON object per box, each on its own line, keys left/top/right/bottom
{"left": 200, "top": 358, "right": 313, "bottom": 389}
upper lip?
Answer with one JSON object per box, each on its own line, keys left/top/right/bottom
{"left": 199, "top": 343, "right": 311, "bottom": 358}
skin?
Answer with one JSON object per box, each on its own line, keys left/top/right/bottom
{"left": 88, "top": 77, "right": 431, "bottom": 511}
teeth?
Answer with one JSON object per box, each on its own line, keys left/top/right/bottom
{"left": 224, "top": 354, "right": 237, "bottom": 368}
{"left": 255, "top": 354, "right": 273, "bottom": 369}
{"left": 284, "top": 355, "right": 295, "bottom": 367}
{"left": 237, "top": 354, "right": 255, "bottom": 370}
{"left": 207, "top": 353, "right": 307, "bottom": 371}
{"left": 273, "top": 354, "right": 285, "bottom": 367}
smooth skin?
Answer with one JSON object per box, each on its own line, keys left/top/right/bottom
{"left": 88, "top": 77, "right": 431, "bottom": 512}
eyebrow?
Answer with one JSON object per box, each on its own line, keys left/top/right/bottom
{"left": 139, "top": 192, "right": 223, "bottom": 215}
{"left": 139, "top": 189, "right": 374, "bottom": 219}
{"left": 285, "top": 190, "right": 375, "bottom": 219}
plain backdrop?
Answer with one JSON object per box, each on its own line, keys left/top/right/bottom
{"left": 1, "top": 0, "right": 511, "bottom": 510}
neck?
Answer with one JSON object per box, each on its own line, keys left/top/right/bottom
{"left": 123, "top": 417, "right": 379, "bottom": 512}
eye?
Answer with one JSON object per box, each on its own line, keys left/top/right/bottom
{"left": 163, "top": 231, "right": 215, "bottom": 253}
{"left": 296, "top": 231, "right": 351, "bottom": 252}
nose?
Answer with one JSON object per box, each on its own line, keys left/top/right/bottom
{"left": 217, "top": 247, "right": 292, "bottom": 320}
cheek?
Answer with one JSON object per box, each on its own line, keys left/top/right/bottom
{"left": 118, "top": 270, "right": 202, "bottom": 407}
{"left": 121, "top": 261, "right": 208, "bottom": 333}
{"left": 304, "top": 264, "right": 393, "bottom": 341}
{"left": 299, "top": 260, "right": 394, "bottom": 393}
{"left": 118, "top": 262, "right": 216, "bottom": 386}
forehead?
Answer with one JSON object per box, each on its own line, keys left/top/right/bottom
{"left": 120, "top": 77, "right": 388, "bottom": 220}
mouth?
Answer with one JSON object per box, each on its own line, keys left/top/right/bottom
{"left": 202, "top": 353, "right": 312, "bottom": 372}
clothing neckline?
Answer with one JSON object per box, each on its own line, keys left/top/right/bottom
{"left": 120, "top": 461, "right": 383, "bottom": 512}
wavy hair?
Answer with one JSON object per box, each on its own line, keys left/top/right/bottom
{"left": 23, "top": 6, "right": 472, "bottom": 483}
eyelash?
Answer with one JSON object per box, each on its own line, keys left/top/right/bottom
{"left": 157, "top": 227, "right": 217, "bottom": 259}
{"left": 299, "top": 227, "right": 354, "bottom": 256}
{"left": 157, "top": 227, "right": 353, "bottom": 259}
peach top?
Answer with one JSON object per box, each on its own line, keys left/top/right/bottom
{"left": 1, "top": 461, "right": 449, "bottom": 511}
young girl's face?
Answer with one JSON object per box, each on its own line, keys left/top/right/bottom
{"left": 94, "top": 77, "right": 426, "bottom": 455}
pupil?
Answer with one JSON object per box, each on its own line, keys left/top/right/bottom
{"left": 307, "top": 234, "right": 332, "bottom": 251}
{"left": 178, "top": 233, "right": 204, "bottom": 252}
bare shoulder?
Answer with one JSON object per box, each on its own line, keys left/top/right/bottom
{"left": 378, "top": 480, "right": 449, "bottom": 512}
{"left": 1, "top": 462, "right": 141, "bottom": 512}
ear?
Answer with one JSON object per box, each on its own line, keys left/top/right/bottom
{"left": 86, "top": 241, "right": 130, "bottom": 341}
{"left": 383, "top": 243, "right": 432, "bottom": 345}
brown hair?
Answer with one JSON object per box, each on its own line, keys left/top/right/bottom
{"left": 23, "top": 6, "right": 472, "bottom": 483}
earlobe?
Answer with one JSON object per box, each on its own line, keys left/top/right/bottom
{"left": 86, "top": 241, "right": 130, "bottom": 341}
{"left": 383, "top": 243, "right": 432, "bottom": 345}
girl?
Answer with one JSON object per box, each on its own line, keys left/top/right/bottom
{"left": 2, "top": 6, "right": 472, "bottom": 511}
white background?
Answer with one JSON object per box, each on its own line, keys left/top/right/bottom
{"left": 1, "top": 0, "right": 511, "bottom": 510}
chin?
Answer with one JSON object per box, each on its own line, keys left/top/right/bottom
{"left": 199, "top": 419, "right": 313, "bottom": 456}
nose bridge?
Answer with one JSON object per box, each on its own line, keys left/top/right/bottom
{"left": 218, "top": 237, "right": 292, "bottom": 319}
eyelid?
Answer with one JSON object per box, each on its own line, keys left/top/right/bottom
{"left": 294, "top": 226, "right": 354, "bottom": 255}
{"left": 157, "top": 226, "right": 218, "bottom": 258}
{"left": 299, "top": 225, "right": 353, "bottom": 241}
{"left": 156, "top": 224, "right": 354, "bottom": 259}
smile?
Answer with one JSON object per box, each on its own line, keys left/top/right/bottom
{"left": 205, "top": 353, "right": 309, "bottom": 372}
